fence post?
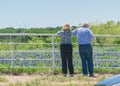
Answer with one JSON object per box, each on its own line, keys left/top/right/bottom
{"left": 52, "top": 34, "right": 55, "bottom": 73}
{"left": 9, "top": 35, "right": 14, "bottom": 70}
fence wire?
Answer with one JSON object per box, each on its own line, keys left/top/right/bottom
{"left": 0, "top": 33, "right": 120, "bottom": 70}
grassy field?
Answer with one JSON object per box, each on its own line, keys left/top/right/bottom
{"left": 0, "top": 73, "right": 113, "bottom": 86}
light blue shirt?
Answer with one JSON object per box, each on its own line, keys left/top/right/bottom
{"left": 73, "top": 27, "right": 94, "bottom": 44}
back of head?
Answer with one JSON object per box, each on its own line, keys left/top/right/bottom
{"left": 62, "top": 24, "right": 71, "bottom": 31}
{"left": 82, "top": 22, "right": 89, "bottom": 28}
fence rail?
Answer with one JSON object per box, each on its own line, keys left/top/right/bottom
{"left": 0, "top": 33, "right": 120, "bottom": 70}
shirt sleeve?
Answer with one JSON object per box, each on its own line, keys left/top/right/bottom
{"left": 72, "top": 28, "right": 78, "bottom": 36}
{"left": 57, "top": 31, "right": 62, "bottom": 36}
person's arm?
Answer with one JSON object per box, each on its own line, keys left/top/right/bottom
{"left": 57, "top": 31, "right": 63, "bottom": 36}
{"left": 88, "top": 29, "right": 94, "bottom": 40}
{"left": 72, "top": 28, "right": 78, "bottom": 36}
{"left": 57, "top": 31, "right": 61, "bottom": 36}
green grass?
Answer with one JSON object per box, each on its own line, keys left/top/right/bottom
{"left": 1, "top": 67, "right": 120, "bottom": 75}
{"left": 0, "top": 67, "right": 117, "bottom": 86}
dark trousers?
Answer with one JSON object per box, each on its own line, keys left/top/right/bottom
{"left": 79, "top": 44, "right": 94, "bottom": 75}
{"left": 60, "top": 44, "right": 74, "bottom": 74}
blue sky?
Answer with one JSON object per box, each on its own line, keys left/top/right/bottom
{"left": 0, "top": 0, "right": 120, "bottom": 28}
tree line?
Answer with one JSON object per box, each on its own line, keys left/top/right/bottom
{"left": 0, "top": 20, "right": 120, "bottom": 45}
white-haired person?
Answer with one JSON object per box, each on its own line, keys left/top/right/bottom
{"left": 57, "top": 24, "right": 74, "bottom": 77}
{"left": 73, "top": 22, "right": 94, "bottom": 77}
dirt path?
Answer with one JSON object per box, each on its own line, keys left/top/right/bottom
{"left": 0, "top": 74, "right": 40, "bottom": 86}
{"left": 0, "top": 73, "right": 112, "bottom": 86}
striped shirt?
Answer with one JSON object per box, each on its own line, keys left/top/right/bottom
{"left": 57, "top": 31, "right": 72, "bottom": 44}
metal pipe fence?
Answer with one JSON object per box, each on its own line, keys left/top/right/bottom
{"left": 0, "top": 33, "right": 120, "bottom": 70}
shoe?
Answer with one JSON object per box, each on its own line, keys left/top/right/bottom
{"left": 89, "top": 74, "right": 94, "bottom": 77}
{"left": 63, "top": 74, "right": 67, "bottom": 77}
{"left": 70, "top": 74, "right": 74, "bottom": 77}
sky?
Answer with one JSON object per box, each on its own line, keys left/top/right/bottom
{"left": 0, "top": 0, "right": 120, "bottom": 28}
